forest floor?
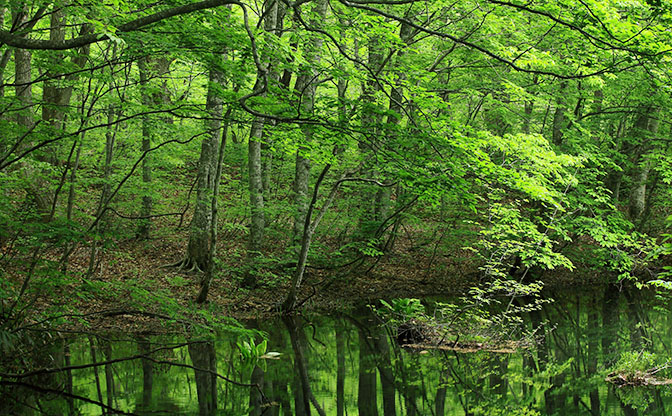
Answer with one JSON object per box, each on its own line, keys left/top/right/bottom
{"left": 4, "top": 169, "right": 614, "bottom": 336}
{"left": 8, "top": 218, "right": 612, "bottom": 335}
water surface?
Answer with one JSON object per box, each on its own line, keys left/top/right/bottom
{"left": 2, "top": 286, "right": 672, "bottom": 415}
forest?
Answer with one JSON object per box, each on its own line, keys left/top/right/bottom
{"left": 2, "top": 0, "right": 672, "bottom": 414}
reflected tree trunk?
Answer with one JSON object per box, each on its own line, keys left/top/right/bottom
{"left": 283, "top": 315, "right": 326, "bottom": 416}
{"left": 268, "top": 322, "right": 290, "bottom": 416}
{"left": 88, "top": 336, "right": 105, "bottom": 414}
{"left": 404, "top": 355, "right": 420, "bottom": 416}
{"left": 602, "top": 283, "right": 620, "bottom": 365}
{"left": 358, "top": 327, "right": 378, "bottom": 416}
{"left": 63, "top": 341, "right": 74, "bottom": 415}
{"left": 137, "top": 335, "right": 154, "bottom": 410}
{"left": 435, "top": 370, "right": 447, "bottom": 416}
{"left": 373, "top": 328, "right": 396, "bottom": 416}
{"left": 249, "top": 365, "right": 265, "bottom": 416}
{"left": 101, "top": 340, "right": 115, "bottom": 411}
{"left": 587, "top": 294, "right": 600, "bottom": 416}
{"left": 336, "top": 318, "right": 346, "bottom": 416}
{"left": 188, "top": 341, "right": 218, "bottom": 416}
{"left": 489, "top": 355, "right": 508, "bottom": 396}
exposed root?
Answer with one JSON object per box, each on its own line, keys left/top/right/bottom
{"left": 161, "top": 258, "right": 186, "bottom": 269}
{"left": 161, "top": 257, "right": 203, "bottom": 273}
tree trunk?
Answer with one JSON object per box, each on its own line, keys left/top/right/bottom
{"left": 137, "top": 336, "right": 154, "bottom": 410}
{"left": 358, "top": 327, "right": 379, "bottom": 416}
{"left": 188, "top": 341, "right": 218, "bottom": 416}
{"left": 181, "top": 67, "right": 224, "bottom": 272}
{"left": 336, "top": 318, "right": 346, "bottom": 416}
{"left": 628, "top": 109, "right": 659, "bottom": 226}
{"left": 13, "top": 5, "right": 52, "bottom": 219}
{"left": 137, "top": 57, "right": 153, "bottom": 239}
{"left": 283, "top": 315, "right": 327, "bottom": 416}
{"left": 551, "top": 81, "right": 568, "bottom": 146}
{"left": 244, "top": 0, "right": 285, "bottom": 287}
{"left": 137, "top": 56, "right": 172, "bottom": 239}
{"left": 245, "top": 114, "right": 266, "bottom": 287}
{"left": 291, "top": 0, "right": 328, "bottom": 248}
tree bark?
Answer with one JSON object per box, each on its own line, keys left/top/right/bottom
{"left": 358, "top": 326, "right": 379, "bottom": 416}
{"left": 291, "top": 0, "right": 328, "bottom": 249}
{"left": 188, "top": 341, "right": 218, "bottom": 416}
{"left": 137, "top": 57, "right": 153, "bottom": 239}
{"left": 244, "top": 0, "right": 285, "bottom": 287}
{"left": 182, "top": 67, "right": 225, "bottom": 272}
{"left": 628, "top": 109, "right": 659, "bottom": 226}
{"left": 551, "top": 81, "right": 568, "bottom": 146}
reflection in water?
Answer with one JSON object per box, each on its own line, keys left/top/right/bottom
{"left": 188, "top": 341, "right": 217, "bottom": 415}
{"left": 2, "top": 288, "right": 672, "bottom": 415}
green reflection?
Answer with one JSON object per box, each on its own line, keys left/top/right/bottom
{"left": 2, "top": 287, "right": 672, "bottom": 415}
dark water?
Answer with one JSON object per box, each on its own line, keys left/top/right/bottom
{"left": 2, "top": 286, "right": 672, "bottom": 415}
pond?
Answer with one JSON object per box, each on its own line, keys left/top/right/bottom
{"left": 2, "top": 285, "right": 672, "bottom": 415}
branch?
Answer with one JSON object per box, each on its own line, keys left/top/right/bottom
{"left": 0, "top": 342, "right": 194, "bottom": 379}
{"left": 0, "top": 381, "right": 138, "bottom": 415}
{"left": 0, "top": 0, "right": 242, "bottom": 50}
{"left": 338, "top": 0, "right": 647, "bottom": 79}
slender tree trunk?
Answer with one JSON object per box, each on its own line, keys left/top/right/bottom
{"left": 245, "top": 0, "right": 286, "bottom": 286}
{"left": 587, "top": 294, "right": 600, "bottom": 416}
{"left": 374, "top": 327, "right": 396, "bottom": 416}
{"left": 629, "top": 109, "right": 659, "bottom": 226}
{"left": 283, "top": 315, "right": 327, "bottom": 416}
{"left": 291, "top": 0, "right": 328, "bottom": 248}
{"left": 13, "top": 5, "right": 52, "bottom": 219}
{"left": 358, "top": 327, "right": 379, "bottom": 416}
{"left": 249, "top": 365, "right": 265, "bottom": 416}
{"left": 137, "top": 57, "right": 153, "bottom": 239}
{"left": 102, "top": 340, "right": 115, "bottom": 411}
{"left": 179, "top": 68, "right": 224, "bottom": 272}
{"left": 336, "top": 318, "right": 346, "bottom": 416}
{"left": 551, "top": 81, "right": 568, "bottom": 146}
{"left": 197, "top": 106, "right": 232, "bottom": 303}
{"left": 136, "top": 56, "right": 171, "bottom": 239}
{"left": 245, "top": 114, "right": 266, "bottom": 287}
{"left": 137, "top": 336, "right": 154, "bottom": 410}
{"left": 523, "top": 99, "right": 534, "bottom": 134}
{"left": 189, "top": 341, "right": 218, "bottom": 416}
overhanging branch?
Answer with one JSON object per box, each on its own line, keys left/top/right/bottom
{"left": 0, "top": 0, "right": 241, "bottom": 50}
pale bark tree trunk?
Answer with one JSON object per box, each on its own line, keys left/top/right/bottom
{"left": 336, "top": 318, "right": 346, "bottom": 416}
{"left": 629, "top": 109, "right": 659, "bottom": 226}
{"left": 291, "top": 0, "right": 328, "bottom": 248}
{"left": 373, "top": 22, "right": 414, "bottom": 228}
{"left": 523, "top": 99, "right": 534, "bottom": 134}
{"left": 283, "top": 315, "right": 327, "bottom": 416}
{"left": 197, "top": 104, "right": 231, "bottom": 303}
{"left": 177, "top": 67, "right": 224, "bottom": 273}
{"left": 552, "top": 81, "right": 568, "bottom": 146}
{"left": 244, "top": 0, "right": 284, "bottom": 287}
{"left": 188, "top": 341, "right": 218, "bottom": 416}
{"left": 137, "top": 57, "right": 153, "bottom": 239}
{"left": 137, "top": 56, "right": 171, "bottom": 239}
{"left": 12, "top": 5, "right": 52, "bottom": 219}
{"left": 246, "top": 112, "right": 266, "bottom": 286}
{"left": 42, "top": 8, "right": 66, "bottom": 129}
{"left": 358, "top": 327, "right": 378, "bottom": 416}
{"left": 357, "top": 35, "right": 384, "bottom": 237}
{"left": 13, "top": 6, "right": 32, "bottom": 131}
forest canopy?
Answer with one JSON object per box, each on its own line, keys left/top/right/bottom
{"left": 1, "top": 0, "right": 672, "bottom": 320}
